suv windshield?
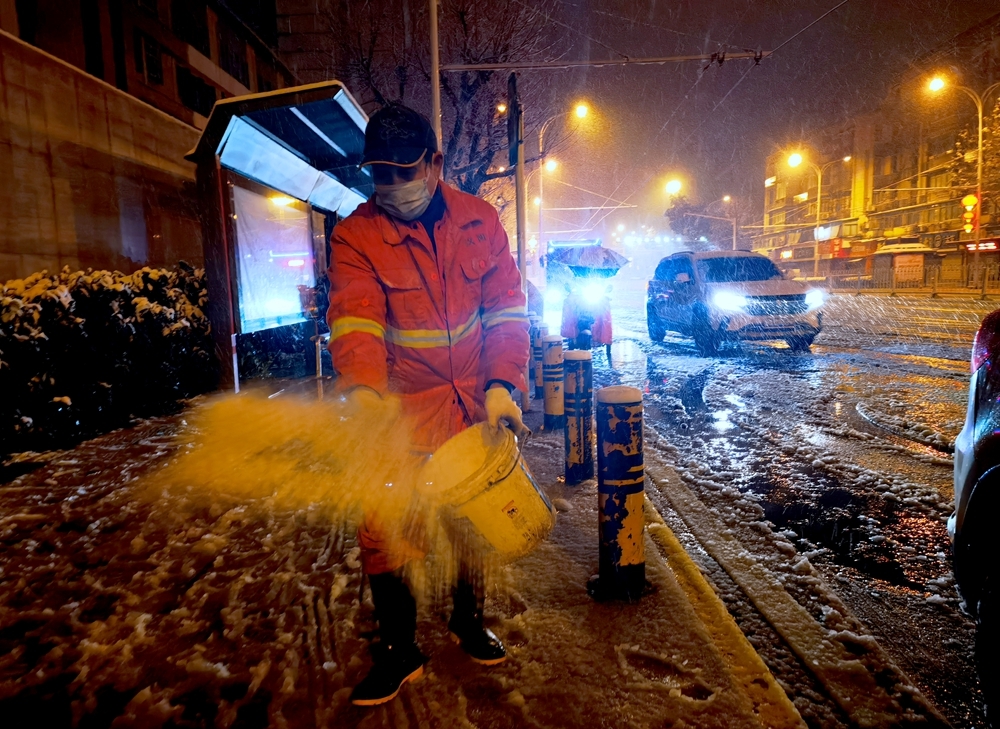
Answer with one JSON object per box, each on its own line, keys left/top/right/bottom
{"left": 697, "top": 257, "right": 782, "bottom": 283}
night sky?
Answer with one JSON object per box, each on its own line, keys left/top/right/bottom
{"left": 524, "top": 0, "right": 1000, "bottom": 236}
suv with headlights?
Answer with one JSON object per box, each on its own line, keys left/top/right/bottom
{"left": 646, "top": 250, "right": 824, "bottom": 355}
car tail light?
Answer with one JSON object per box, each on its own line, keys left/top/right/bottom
{"left": 971, "top": 310, "right": 1000, "bottom": 372}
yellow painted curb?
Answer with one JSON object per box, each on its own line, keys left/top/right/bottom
{"left": 643, "top": 500, "right": 806, "bottom": 729}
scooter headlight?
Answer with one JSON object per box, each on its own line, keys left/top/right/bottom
{"left": 582, "top": 281, "right": 606, "bottom": 302}
{"left": 711, "top": 291, "right": 748, "bottom": 312}
{"left": 805, "top": 289, "right": 825, "bottom": 311}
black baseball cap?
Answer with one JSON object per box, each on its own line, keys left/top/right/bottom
{"left": 360, "top": 104, "right": 438, "bottom": 168}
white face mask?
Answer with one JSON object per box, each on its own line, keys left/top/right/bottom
{"left": 376, "top": 177, "right": 433, "bottom": 221}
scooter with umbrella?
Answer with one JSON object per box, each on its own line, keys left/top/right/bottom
{"left": 547, "top": 246, "right": 629, "bottom": 364}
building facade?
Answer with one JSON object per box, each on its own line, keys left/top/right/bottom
{"left": 1, "top": 0, "right": 295, "bottom": 130}
{"left": 753, "top": 12, "right": 1000, "bottom": 285}
{"left": 0, "top": 1, "right": 298, "bottom": 281}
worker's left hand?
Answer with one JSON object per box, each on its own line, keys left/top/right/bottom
{"left": 486, "top": 386, "right": 527, "bottom": 437}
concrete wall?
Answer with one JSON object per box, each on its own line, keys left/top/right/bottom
{"left": 0, "top": 29, "right": 203, "bottom": 282}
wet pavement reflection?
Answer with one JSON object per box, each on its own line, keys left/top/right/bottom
{"left": 591, "top": 287, "right": 987, "bottom": 725}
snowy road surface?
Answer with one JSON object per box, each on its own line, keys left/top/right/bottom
{"left": 0, "top": 286, "right": 994, "bottom": 727}
{"left": 599, "top": 285, "right": 993, "bottom": 727}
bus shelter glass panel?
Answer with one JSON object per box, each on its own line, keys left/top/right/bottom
{"left": 232, "top": 185, "right": 315, "bottom": 333}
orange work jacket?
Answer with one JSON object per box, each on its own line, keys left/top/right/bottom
{"left": 327, "top": 183, "right": 529, "bottom": 453}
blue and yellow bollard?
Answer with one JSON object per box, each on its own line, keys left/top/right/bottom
{"left": 542, "top": 335, "right": 565, "bottom": 430}
{"left": 563, "top": 350, "right": 594, "bottom": 485}
{"left": 593, "top": 385, "right": 645, "bottom": 601}
{"left": 533, "top": 324, "right": 547, "bottom": 401}
{"left": 528, "top": 315, "right": 540, "bottom": 392}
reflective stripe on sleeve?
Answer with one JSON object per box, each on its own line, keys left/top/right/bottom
{"left": 329, "top": 316, "right": 386, "bottom": 341}
{"left": 385, "top": 311, "right": 480, "bottom": 349}
{"left": 482, "top": 306, "right": 528, "bottom": 329}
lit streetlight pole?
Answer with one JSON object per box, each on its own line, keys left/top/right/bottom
{"left": 927, "top": 76, "right": 1000, "bottom": 283}
{"left": 787, "top": 153, "right": 852, "bottom": 277}
{"left": 428, "top": 0, "right": 442, "bottom": 146}
{"left": 685, "top": 196, "right": 738, "bottom": 251}
{"left": 537, "top": 104, "right": 589, "bottom": 257}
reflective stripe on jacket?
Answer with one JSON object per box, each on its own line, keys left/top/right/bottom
{"left": 327, "top": 183, "right": 529, "bottom": 452}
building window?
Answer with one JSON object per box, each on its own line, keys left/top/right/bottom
{"left": 134, "top": 29, "right": 164, "bottom": 85}
{"left": 929, "top": 171, "right": 950, "bottom": 189}
{"left": 136, "top": 0, "right": 159, "bottom": 17}
{"left": 256, "top": 59, "right": 276, "bottom": 93}
{"left": 177, "top": 66, "right": 216, "bottom": 116}
{"left": 218, "top": 21, "right": 249, "bottom": 87}
{"left": 172, "top": 0, "right": 210, "bottom": 57}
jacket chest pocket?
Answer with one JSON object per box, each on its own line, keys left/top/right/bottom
{"left": 379, "top": 269, "right": 431, "bottom": 326}
{"left": 459, "top": 253, "right": 496, "bottom": 302}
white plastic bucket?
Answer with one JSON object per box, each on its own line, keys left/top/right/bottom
{"left": 418, "top": 423, "right": 556, "bottom": 561}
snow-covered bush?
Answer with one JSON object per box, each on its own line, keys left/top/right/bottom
{"left": 1, "top": 263, "right": 217, "bottom": 456}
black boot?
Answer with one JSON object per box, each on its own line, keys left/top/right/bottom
{"left": 350, "top": 571, "right": 427, "bottom": 706}
{"left": 448, "top": 579, "right": 506, "bottom": 666}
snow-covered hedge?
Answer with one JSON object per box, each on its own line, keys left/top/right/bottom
{"left": 1, "top": 264, "right": 217, "bottom": 456}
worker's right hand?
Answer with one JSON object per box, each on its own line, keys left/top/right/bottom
{"left": 346, "top": 386, "right": 400, "bottom": 423}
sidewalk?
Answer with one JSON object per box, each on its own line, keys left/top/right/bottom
{"left": 0, "top": 382, "right": 803, "bottom": 728}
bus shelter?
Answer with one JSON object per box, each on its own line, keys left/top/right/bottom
{"left": 186, "top": 82, "right": 373, "bottom": 390}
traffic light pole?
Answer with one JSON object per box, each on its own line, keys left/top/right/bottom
{"left": 508, "top": 73, "right": 530, "bottom": 410}
{"left": 428, "top": 0, "right": 442, "bottom": 146}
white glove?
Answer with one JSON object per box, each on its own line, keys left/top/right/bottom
{"left": 485, "top": 386, "right": 527, "bottom": 436}
{"left": 346, "top": 386, "right": 400, "bottom": 423}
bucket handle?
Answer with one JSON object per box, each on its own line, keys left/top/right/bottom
{"left": 490, "top": 425, "right": 530, "bottom": 486}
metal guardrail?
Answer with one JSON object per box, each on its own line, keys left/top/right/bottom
{"left": 825, "top": 265, "right": 1000, "bottom": 297}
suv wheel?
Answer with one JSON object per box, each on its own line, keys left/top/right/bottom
{"left": 647, "top": 305, "right": 666, "bottom": 342}
{"left": 786, "top": 334, "right": 816, "bottom": 352}
{"left": 693, "top": 312, "right": 720, "bottom": 356}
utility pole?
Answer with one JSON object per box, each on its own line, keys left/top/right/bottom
{"left": 508, "top": 73, "right": 529, "bottom": 410}
{"left": 685, "top": 213, "right": 739, "bottom": 251}
{"left": 428, "top": 0, "right": 442, "bottom": 145}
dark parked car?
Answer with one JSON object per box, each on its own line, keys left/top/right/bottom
{"left": 952, "top": 309, "right": 1000, "bottom": 726}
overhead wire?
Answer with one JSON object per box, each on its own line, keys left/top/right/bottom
{"left": 509, "top": 0, "right": 630, "bottom": 61}
{"left": 581, "top": 0, "right": 852, "bottom": 235}
{"left": 551, "top": 0, "right": 749, "bottom": 50}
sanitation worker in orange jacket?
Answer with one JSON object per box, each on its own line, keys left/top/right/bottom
{"left": 326, "top": 105, "right": 529, "bottom": 706}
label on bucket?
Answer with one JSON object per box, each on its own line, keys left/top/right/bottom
{"left": 502, "top": 499, "right": 527, "bottom": 530}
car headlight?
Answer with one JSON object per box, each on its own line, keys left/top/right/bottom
{"left": 711, "top": 291, "right": 747, "bottom": 311}
{"left": 805, "top": 289, "right": 825, "bottom": 310}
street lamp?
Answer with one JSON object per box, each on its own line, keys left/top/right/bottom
{"left": 786, "top": 152, "right": 852, "bottom": 225}
{"left": 927, "top": 75, "right": 1000, "bottom": 281}
{"left": 665, "top": 179, "right": 683, "bottom": 196}
{"left": 786, "top": 152, "right": 852, "bottom": 277}
{"left": 685, "top": 196, "right": 739, "bottom": 251}
{"left": 537, "top": 102, "right": 591, "bottom": 259}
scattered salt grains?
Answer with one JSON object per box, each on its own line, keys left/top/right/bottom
{"left": 505, "top": 689, "right": 526, "bottom": 707}
{"left": 344, "top": 547, "right": 362, "bottom": 570}
{"left": 550, "top": 498, "right": 572, "bottom": 512}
